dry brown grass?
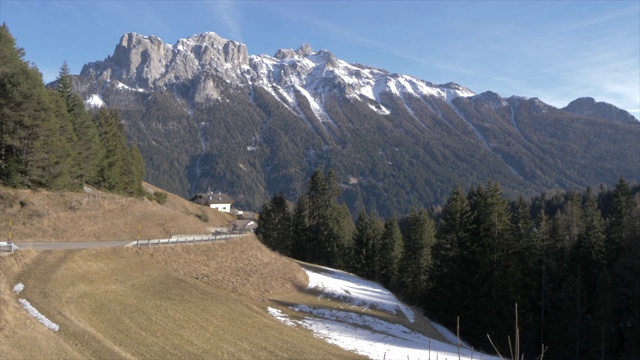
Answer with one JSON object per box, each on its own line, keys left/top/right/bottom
{"left": 0, "top": 234, "right": 365, "bottom": 359}
{"left": 0, "top": 185, "right": 447, "bottom": 359}
{"left": 0, "top": 183, "right": 233, "bottom": 242}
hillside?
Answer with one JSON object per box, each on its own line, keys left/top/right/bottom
{"left": 1, "top": 187, "right": 474, "bottom": 359}
{"left": 0, "top": 183, "right": 232, "bottom": 242}
{"left": 0, "top": 236, "right": 369, "bottom": 359}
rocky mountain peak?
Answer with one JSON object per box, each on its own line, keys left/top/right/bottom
{"left": 563, "top": 97, "right": 637, "bottom": 123}
{"left": 475, "top": 91, "right": 507, "bottom": 108}
{"left": 296, "top": 43, "right": 314, "bottom": 56}
{"left": 274, "top": 48, "right": 297, "bottom": 59}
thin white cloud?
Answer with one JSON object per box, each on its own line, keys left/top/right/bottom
{"left": 210, "top": 1, "right": 243, "bottom": 43}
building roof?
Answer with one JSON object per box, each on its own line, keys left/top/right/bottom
{"left": 203, "top": 193, "right": 235, "bottom": 204}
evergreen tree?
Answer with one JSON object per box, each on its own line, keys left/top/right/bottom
{"left": 431, "top": 185, "right": 473, "bottom": 321}
{"left": 377, "top": 216, "right": 403, "bottom": 289}
{"left": 469, "top": 181, "right": 515, "bottom": 347}
{"left": 608, "top": 177, "right": 636, "bottom": 259}
{"left": 400, "top": 208, "right": 436, "bottom": 303}
{"left": 95, "top": 107, "right": 129, "bottom": 193}
{"left": 534, "top": 207, "right": 552, "bottom": 353}
{"left": 291, "top": 194, "right": 310, "bottom": 261}
{"left": 0, "top": 24, "right": 71, "bottom": 189}
{"left": 56, "top": 61, "right": 104, "bottom": 186}
{"left": 45, "top": 91, "right": 78, "bottom": 190}
{"left": 511, "top": 195, "right": 538, "bottom": 338}
{"left": 351, "top": 210, "right": 381, "bottom": 279}
{"left": 607, "top": 177, "right": 640, "bottom": 359}
{"left": 306, "top": 169, "right": 346, "bottom": 267}
{"left": 256, "top": 193, "right": 293, "bottom": 256}
{"left": 128, "top": 144, "right": 145, "bottom": 195}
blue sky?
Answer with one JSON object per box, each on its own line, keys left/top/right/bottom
{"left": 2, "top": 1, "right": 639, "bottom": 118}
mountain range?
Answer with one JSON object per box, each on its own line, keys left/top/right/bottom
{"left": 64, "top": 32, "right": 640, "bottom": 215}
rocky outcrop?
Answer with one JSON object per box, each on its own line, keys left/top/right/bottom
{"left": 80, "top": 32, "right": 250, "bottom": 100}
{"left": 563, "top": 97, "right": 637, "bottom": 124}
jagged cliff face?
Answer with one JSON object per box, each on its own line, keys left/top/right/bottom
{"left": 71, "top": 32, "right": 640, "bottom": 214}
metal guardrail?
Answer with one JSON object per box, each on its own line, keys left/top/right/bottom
{"left": 128, "top": 232, "right": 248, "bottom": 248}
{"left": 0, "top": 242, "right": 19, "bottom": 252}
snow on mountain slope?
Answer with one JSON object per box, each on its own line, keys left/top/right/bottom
{"left": 248, "top": 44, "right": 475, "bottom": 119}
{"left": 82, "top": 32, "right": 474, "bottom": 122}
{"left": 269, "top": 266, "right": 500, "bottom": 360}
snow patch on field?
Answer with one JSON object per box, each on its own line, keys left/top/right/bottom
{"left": 18, "top": 299, "right": 59, "bottom": 332}
{"left": 268, "top": 267, "right": 500, "bottom": 360}
{"left": 267, "top": 307, "right": 297, "bottom": 327}
{"left": 12, "top": 282, "right": 24, "bottom": 294}
{"left": 306, "top": 267, "right": 415, "bottom": 322}
{"left": 13, "top": 283, "right": 59, "bottom": 332}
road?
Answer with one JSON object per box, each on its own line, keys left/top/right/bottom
{"left": 12, "top": 240, "right": 135, "bottom": 251}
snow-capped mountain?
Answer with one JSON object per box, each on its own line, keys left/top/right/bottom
{"left": 69, "top": 32, "right": 640, "bottom": 214}
{"left": 79, "top": 32, "right": 475, "bottom": 122}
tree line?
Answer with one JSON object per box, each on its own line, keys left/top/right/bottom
{"left": 257, "top": 168, "right": 640, "bottom": 360}
{"left": 0, "top": 24, "right": 144, "bottom": 196}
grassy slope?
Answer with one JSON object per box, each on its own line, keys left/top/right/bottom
{"left": 0, "top": 186, "right": 448, "bottom": 359}
{"left": 0, "top": 183, "right": 233, "bottom": 242}
{"left": 1, "top": 237, "right": 365, "bottom": 359}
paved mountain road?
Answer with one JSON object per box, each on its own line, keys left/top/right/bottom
{"left": 13, "top": 240, "right": 136, "bottom": 251}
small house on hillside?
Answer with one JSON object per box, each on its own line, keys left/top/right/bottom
{"left": 191, "top": 193, "right": 235, "bottom": 213}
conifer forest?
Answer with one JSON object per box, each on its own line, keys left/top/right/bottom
{"left": 257, "top": 169, "right": 640, "bottom": 359}
{"left": 0, "top": 25, "right": 145, "bottom": 196}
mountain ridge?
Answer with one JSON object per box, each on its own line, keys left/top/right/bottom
{"left": 65, "top": 31, "right": 640, "bottom": 215}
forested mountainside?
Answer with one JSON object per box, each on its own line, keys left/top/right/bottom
{"left": 66, "top": 32, "right": 640, "bottom": 215}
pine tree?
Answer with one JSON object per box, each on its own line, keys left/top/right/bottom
{"left": 511, "top": 195, "right": 538, "bottom": 336}
{"left": 56, "top": 61, "right": 104, "bottom": 186}
{"left": 400, "top": 208, "right": 436, "bottom": 302}
{"left": 377, "top": 216, "right": 403, "bottom": 289}
{"left": 0, "top": 24, "right": 72, "bottom": 189}
{"left": 95, "top": 107, "right": 128, "bottom": 193}
{"left": 256, "top": 193, "right": 293, "bottom": 256}
{"left": 128, "top": 144, "right": 145, "bottom": 195}
{"left": 291, "top": 194, "right": 310, "bottom": 261}
{"left": 351, "top": 211, "right": 381, "bottom": 279}
{"left": 306, "top": 169, "right": 346, "bottom": 267}
{"left": 469, "top": 181, "right": 515, "bottom": 346}
{"left": 431, "top": 185, "right": 473, "bottom": 320}
{"left": 45, "top": 91, "right": 77, "bottom": 190}
{"left": 607, "top": 177, "right": 640, "bottom": 359}
{"left": 608, "top": 177, "right": 636, "bottom": 259}
{"left": 534, "top": 207, "right": 552, "bottom": 353}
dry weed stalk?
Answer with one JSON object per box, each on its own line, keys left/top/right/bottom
{"left": 486, "top": 303, "right": 547, "bottom": 360}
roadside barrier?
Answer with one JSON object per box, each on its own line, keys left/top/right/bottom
{"left": 0, "top": 242, "right": 18, "bottom": 252}
{"left": 129, "top": 232, "right": 248, "bottom": 248}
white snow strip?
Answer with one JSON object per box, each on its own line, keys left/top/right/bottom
{"left": 305, "top": 267, "right": 415, "bottom": 323}
{"left": 400, "top": 93, "right": 427, "bottom": 128}
{"left": 295, "top": 85, "right": 336, "bottom": 126}
{"left": 13, "top": 282, "right": 24, "bottom": 294}
{"left": 267, "top": 307, "right": 297, "bottom": 327}
{"left": 18, "top": 298, "right": 59, "bottom": 332}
